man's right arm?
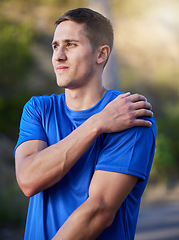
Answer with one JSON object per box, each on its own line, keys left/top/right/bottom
{"left": 15, "top": 93, "right": 153, "bottom": 197}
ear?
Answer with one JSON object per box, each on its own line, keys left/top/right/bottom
{"left": 96, "top": 45, "right": 111, "bottom": 65}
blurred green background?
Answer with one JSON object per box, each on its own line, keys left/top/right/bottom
{"left": 0, "top": 0, "right": 179, "bottom": 238}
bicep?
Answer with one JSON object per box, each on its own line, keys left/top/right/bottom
{"left": 15, "top": 140, "right": 48, "bottom": 170}
{"left": 89, "top": 170, "right": 138, "bottom": 212}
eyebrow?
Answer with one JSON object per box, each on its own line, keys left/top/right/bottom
{"left": 52, "top": 39, "right": 80, "bottom": 46}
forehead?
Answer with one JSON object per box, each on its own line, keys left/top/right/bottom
{"left": 53, "top": 21, "right": 87, "bottom": 42}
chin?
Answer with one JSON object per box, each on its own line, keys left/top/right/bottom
{"left": 56, "top": 80, "right": 72, "bottom": 89}
{"left": 56, "top": 78, "right": 67, "bottom": 88}
{"left": 56, "top": 82, "right": 66, "bottom": 88}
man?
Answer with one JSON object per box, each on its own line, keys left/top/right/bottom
{"left": 15, "top": 8, "right": 156, "bottom": 240}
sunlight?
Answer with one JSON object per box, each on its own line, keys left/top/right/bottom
{"left": 148, "top": 0, "right": 179, "bottom": 27}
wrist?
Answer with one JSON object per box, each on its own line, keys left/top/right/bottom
{"left": 89, "top": 113, "right": 104, "bottom": 136}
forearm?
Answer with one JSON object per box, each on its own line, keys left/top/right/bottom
{"left": 16, "top": 114, "right": 101, "bottom": 197}
{"left": 52, "top": 170, "right": 138, "bottom": 240}
{"left": 52, "top": 198, "right": 113, "bottom": 240}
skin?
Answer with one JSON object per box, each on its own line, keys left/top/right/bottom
{"left": 52, "top": 21, "right": 110, "bottom": 110}
{"left": 15, "top": 20, "right": 153, "bottom": 239}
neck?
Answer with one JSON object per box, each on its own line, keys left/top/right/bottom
{"left": 65, "top": 85, "right": 107, "bottom": 111}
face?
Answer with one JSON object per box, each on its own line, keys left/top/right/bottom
{"left": 52, "top": 21, "right": 98, "bottom": 90}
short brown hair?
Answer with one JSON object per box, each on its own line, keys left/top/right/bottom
{"left": 55, "top": 8, "right": 114, "bottom": 52}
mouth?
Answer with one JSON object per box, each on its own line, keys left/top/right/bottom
{"left": 56, "top": 65, "right": 69, "bottom": 72}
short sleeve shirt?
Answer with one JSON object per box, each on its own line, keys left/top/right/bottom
{"left": 15, "top": 89, "right": 156, "bottom": 240}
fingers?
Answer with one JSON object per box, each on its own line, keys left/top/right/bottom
{"left": 115, "top": 92, "right": 131, "bottom": 101}
{"left": 133, "top": 119, "right": 152, "bottom": 127}
{"left": 128, "top": 93, "right": 147, "bottom": 102}
{"left": 115, "top": 93, "right": 148, "bottom": 105}
{"left": 126, "top": 93, "right": 152, "bottom": 112}
{"left": 133, "top": 100, "right": 152, "bottom": 111}
{"left": 121, "top": 92, "right": 131, "bottom": 98}
{"left": 134, "top": 108, "right": 153, "bottom": 118}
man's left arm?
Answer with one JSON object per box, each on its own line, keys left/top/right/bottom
{"left": 52, "top": 170, "right": 138, "bottom": 240}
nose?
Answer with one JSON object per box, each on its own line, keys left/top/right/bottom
{"left": 54, "top": 46, "right": 67, "bottom": 61}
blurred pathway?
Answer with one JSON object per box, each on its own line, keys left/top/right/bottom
{"left": 135, "top": 202, "right": 179, "bottom": 240}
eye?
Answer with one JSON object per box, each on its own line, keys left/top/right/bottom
{"left": 52, "top": 44, "right": 58, "bottom": 50}
{"left": 66, "top": 42, "right": 76, "bottom": 47}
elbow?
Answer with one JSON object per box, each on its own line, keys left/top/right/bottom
{"left": 18, "top": 180, "right": 37, "bottom": 198}
{"left": 22, "top": 187, "right": 36, "bottom": 198}
{"left": 23, "top": 189, "right": 35, "bottom": 198}
{"left": 16, "top": 172, "right": 37, "bottom": 198}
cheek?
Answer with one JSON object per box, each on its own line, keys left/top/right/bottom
{"left": 77, "top": 53, "right": 93, "bottom": 67}
{"left": 52, "top": 56, "right": 56, "bottom": 70}
{"left": 51, "top": 55, "right": 54, "bottom": 65}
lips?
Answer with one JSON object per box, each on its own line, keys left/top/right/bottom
{"left": 56, "top": 65, "right": 69, "bottom": 72}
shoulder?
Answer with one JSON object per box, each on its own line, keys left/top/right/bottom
{"left": 102, "top": 116, "right": 156, "bottom": 163}
{"left": 97, "top": 121, "right": 156, "bottom": 180}
{"left": 121, "top": 116, "right": 156, "bottom": 146}
{"left": 26, "top": 94, "right": 63, "bottom": 106}
{"left": 24, "top": 94, "right": 65, "bottom": 113}
{"left": 105, "top": 90, "right": 157, "bottom": 137}
{"left": 99, "top": 89, "right": 123, "bottom": 108}
{"left": 104, "top": 89, "right": 123, "bottom": 100}
{"left": 107, "top": 119, "right": 156, "bottom": 146}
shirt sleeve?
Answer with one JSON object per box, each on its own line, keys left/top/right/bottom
{"left": 15, "top": 97, "right": 48, "bottom": 151}
{"left": 95, "top": 120, "right": 156, "bottom": 181}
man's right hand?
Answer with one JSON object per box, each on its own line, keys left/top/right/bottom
{"left": 95, "top": 92, "right": 153, "bottom": 134}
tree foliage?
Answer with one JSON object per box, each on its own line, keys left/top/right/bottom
{"left": 0, "top": 19, "right": 33, "bottom": 92}
{"left": 0, "top": 19, "right": 33, "bottom": 138}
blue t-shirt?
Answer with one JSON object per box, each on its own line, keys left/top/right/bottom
{"left": 15, "top": 89, "right": 156, "bottom": 240}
